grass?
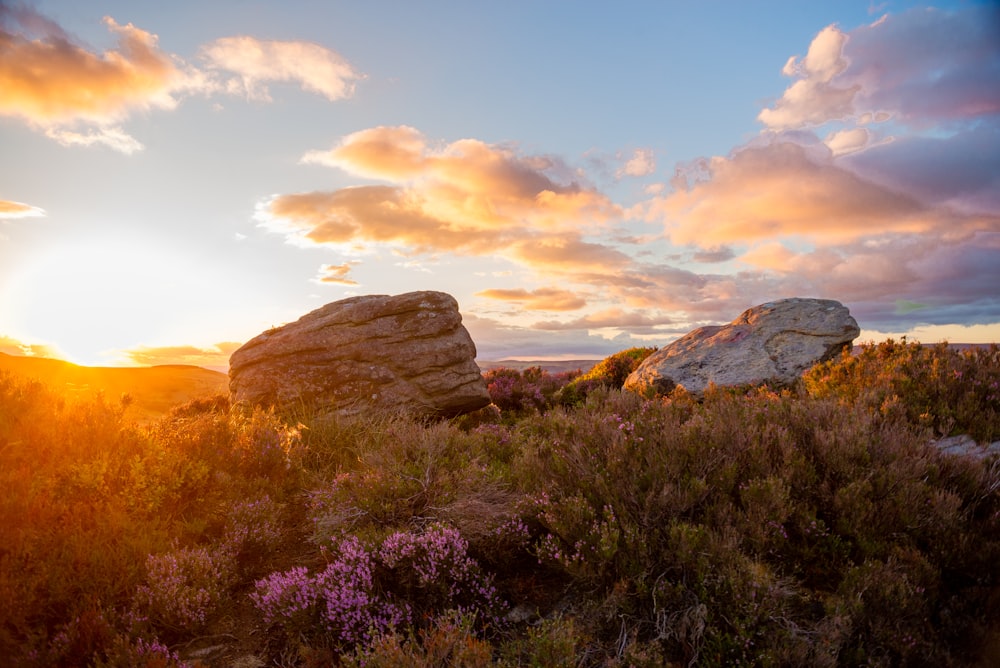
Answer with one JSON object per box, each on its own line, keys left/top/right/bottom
{"left": 0, "top": 340, "right": 998, "bottom": 666}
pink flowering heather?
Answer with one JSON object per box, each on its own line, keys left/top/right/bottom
{"left": 133, "top": 545, "right": 231, "bottom": 631}
{"left": 379, "top": 523, "right": 503, "bottom": 618}
{"left": 251, "top": 536, "right": 411, "bottom": 648}
{"left": 252, "top": 525, "right": 504, "bottom": 650}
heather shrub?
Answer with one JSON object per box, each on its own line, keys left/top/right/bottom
{"left": 511, "top": 385, "right": 1000, "bottom": 665}
{"left": 306, "top": 416, "right": 518, "bottom": 545}
{"left": 483, "top": 365, "right": 578, "bottom": 417}
{"left": 252, "top": 524, "right": 502, "bottom": 655}
{"left": 342, "top": 611, "right": 493, "bottom": 668}
{"left": 4, "top": 339, "right": 1000, "bottom": 665}
{"left": 804, "top": 339, "right": 1000, "bottom": 442}
{"left": 558, "top": 346, "right": 657, "bottom": 405}
{"left": 133, "top": 544, "right": 235, "bottom": 633}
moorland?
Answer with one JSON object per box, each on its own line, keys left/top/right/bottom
{"left": 1, "top": 339, "right": 999, "bottom": 666}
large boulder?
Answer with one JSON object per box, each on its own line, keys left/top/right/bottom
{"left": 229, "top": 291, "right": 490, "bottom": 418}
{"left": 624, "top": 298, "right": 860, "bottom": 397}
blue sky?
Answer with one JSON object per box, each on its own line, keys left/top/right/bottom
{"left": 1, "top": 0, "right": 998, "bottom": 368}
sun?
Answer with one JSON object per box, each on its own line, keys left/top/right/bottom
{"left": 1, "top": 238, "right": 209, "bottom": 366}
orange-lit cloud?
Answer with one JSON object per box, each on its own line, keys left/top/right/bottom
{"left": 0, "top": 334, "right": 62, "bottom": 358}
{"left": 0, "top": 6, "right": 363, "bottom": 152}
{"left": 0, "top": 9, "right": 190, "bottom": 151}
{"left": 315, "top": 262, "right": 359, "bottom": 286}
{"left": 122, "top": 342, "right": 242, "bottom": 369}
{"left": 0, "top": 199, "right": 44, "bottom": 219}
{"left": 650, "top": 139, "right": 991, "bottom": 247}
{"left": 201, "top": 36, "right": 363, "bottom": 102}
{"left": 476, "top": 287, "right": 587, "bottom": 311}
{"left": 262, "top": 126, "right": 624, "bottom": 275}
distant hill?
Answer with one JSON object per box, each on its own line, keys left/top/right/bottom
{"left": 0, "top": 353, "right": 229, "bottom": 422}
{"left": 477, "top": 359, "right": 600, "bottom": 374}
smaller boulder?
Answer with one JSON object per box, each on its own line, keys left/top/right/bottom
{"left": 624, "top": 298, "right": 860, "bottom": 397}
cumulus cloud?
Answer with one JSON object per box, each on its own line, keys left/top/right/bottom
{"left": 0, "top": 7, "right": 199, "bottom": 150}
{"left": 0, "top": 199, "right": 44, "bottom": 219}
{"left": 760, "top": 5, "right": 1000, "bottom": 130}
{"left": 0, "top": 5, "right": 363, "bottom": 151}
{"left": 649, "top": 139, "right": 984, "bottom": 247}
{"left": 201, "top": 36, "right": 363, "bottom": 102}
{"left": 476, "top": 287, "right": 587, "bottom": 311}
{"left": 261, "top": 126, "right": 624, "bottom": 275}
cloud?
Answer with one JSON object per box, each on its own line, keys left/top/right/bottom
{"left": 0, "top": 6, "right": 362, "bottom": 151}
{"left": 840, "top": 124, "right": 1000, "bottom": 215}
{"left": 315, "top": 262, "right": 359, "bottom": 286}
{"left": 261, "top": 126, "right": 625, "bottom": 275}
{"left": 531, "top": 307, "right": 676, "bottom": 332}
{"left": 463, "top": 313, "right": 658, "bottom": 361}
{"left": 122, "top": 342, "right": 242, "bottom": 369}
{"left": 0, "top": 199, "right": 44, "bottom": 219}
{"left": 0, "top": 10, "right": 189, "bottom": 134}
{"left": 44, "top": 125, "right": 144, "bottom": 153}
{"left": 759, "top": 5, "right": 1000, "bottom": 130}
{"left": 201, "top": 36, "right": 363, "bottom": 102}
{"left": 650, "top": 139, "right": 983, "bottom": 247}
{"left": 476, "top": 287, "right": 588, "bottom": 311}
{"left": 691, "top": 246, "right": 735, "bottom": 263}
{"left": 0, "top": 334, "right": 61, "bottom": 358}
{"left": 303, "top": 125, "right": 427, "bottom": 179}
{"left": 617, "top": 148, "right": 656, "bottom": 178}
{"left": 824, "top": 127, "right": 871, "bottom": 156}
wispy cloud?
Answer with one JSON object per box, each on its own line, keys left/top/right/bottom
{"left": 531, "top": 307, "right": 676, "bottom": 332}
{"left": 0, "top": 334, "right": 61, "bottom": 358}
{"left": 476, "top": 287, "right": 588, "bottom": 311}
{"left": 122, "top": 342, "right": 242, "bottom": 369}
{"left": 201, "top": 36, "right": 363, "bottom": 102}
{"left": 0, "top": 199, "right": 44, "bottom": 219}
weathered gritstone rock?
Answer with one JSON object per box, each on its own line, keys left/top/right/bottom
{"left": 624, "top": 298, "right": 860, "bottom": 398}
{"left": 229, "top": 291, "right": 490, "bottom": 418}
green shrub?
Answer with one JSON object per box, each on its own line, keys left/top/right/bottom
{"left": 804, "top": 339, "right": 1000, "bottom": 442}
{"left": 558, "top": 346, "right": 657, "bottom": 405}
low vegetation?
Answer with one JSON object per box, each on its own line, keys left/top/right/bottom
{"left": 1, "top": 340, "right": 999, "bottom": 666}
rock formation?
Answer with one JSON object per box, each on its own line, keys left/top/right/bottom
{"left": 229, "top": 291, "right": 490, "bottom": 418}
{"left": 624, "top": 298, "right": 860, "bottom": 397}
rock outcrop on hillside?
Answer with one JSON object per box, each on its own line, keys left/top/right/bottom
{"left": 624, "top": 298, "right": 860, "bottom": 398}
{"left": 229, "top": 291, "right": 490, "bottom": 418}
